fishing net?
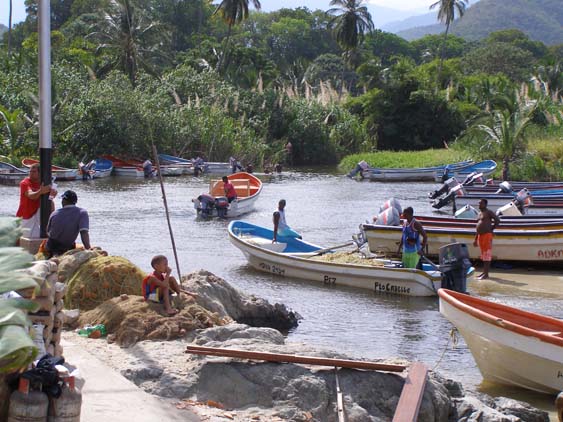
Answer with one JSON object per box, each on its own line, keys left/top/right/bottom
{"left": 310, "top": 251, "right": 386, "bottom": 266}
{"left": 64, "top": 256, "right": 146, "bottom": 311}
{"left": 79, "top": 295, "right": 230, "bottom": 347}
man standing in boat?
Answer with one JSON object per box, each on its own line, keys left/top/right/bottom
{"left": 397, "top": 207, "right": 427, "bottom": 268}
{"left": 473, "top": 198, "right": 500, "bottom": 280}
{"left": 272, "top": 199, "right": 302, "bottom": 242}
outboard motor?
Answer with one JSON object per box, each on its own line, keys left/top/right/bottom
{"left": 375, "top": 207, "right": 401, "bottom": 226}
{"left": 214, "top": 196, "right": 229, "bottom": 218}
{"left": 379, "top": 198, "right": 402, "bottom": 215}
{"left": 194, "top": 193, "right": 215, "bottom": 218}
{"left": 496, "top": 201, "right": 523, "bottom": 217}
{"left": 432, "top": 184, "right": 465, "bottom": 210}
{"left": 513, "top": 188, "right": 532, "bottom": 214}
{"left": 454, "top": 204, "right": 479, "bottom": 219}
{"left": 495, "top": 181, "right": 513, "bottom": 194}
{"left": 429, "top": 177, "right": 459, "bottom": 199}
{"left": 439, "top": 243, "right": 471, "bottom": 293}
{"left": 461, "top": 172, "right": 477, "bottom": 186}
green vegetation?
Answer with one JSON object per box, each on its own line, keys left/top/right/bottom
{"left": 0, "top": 0, "right": 561, "bottom": 180}
{"left": 340, "top": 149, "right": 469, "bottom": 171}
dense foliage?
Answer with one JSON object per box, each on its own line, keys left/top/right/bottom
{"left": 0, "top": 0, "right": 561, "bottom": 175}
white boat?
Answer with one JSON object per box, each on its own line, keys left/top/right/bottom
{"left": 228, "top": 221, "right": 473, "bottom": 297}
{"left": 361, "top": 160, "right": 474, "bottom": 182}
{"left": 361, "top": 223, "right": 563, "bottom": 264}
{"left": 439, "top": 288, "right": 563, "bottom": 394}
{"left": 205, "top": 162, "right": 232, "bottom": 174}
{"left": 159, "top": 166, "right": 183, "bottom": 177}
{"left": 193, "top": 172, "right": 262, "bottom": 218}
{"left": 22, "top": 158, "right": 78, "bottom": 181}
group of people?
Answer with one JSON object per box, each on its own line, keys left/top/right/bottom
{"left": 395, "top": 199, "right": 499, "bottom": 279}
{"left": 16, "top": 163, "right": 91, "bottom": 257}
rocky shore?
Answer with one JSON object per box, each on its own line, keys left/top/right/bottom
{"left": 66, "top": 270, "right": 550, "bottom": 422}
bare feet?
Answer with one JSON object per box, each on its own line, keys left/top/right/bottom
{"left": 477, "top": 274, "right": 489, "bottom": 280}
{"left": 166, "top": 308, "right": 179, "bottom": 316}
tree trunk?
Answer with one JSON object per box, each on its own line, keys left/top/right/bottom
{"left": 502, "top": 156, "right": 509, "bottom": 181}
{"left": 8, "top": 0, "right": 13, "bottom": 56}
{"left": 436, "top": 23, "right": 450, "bottom": 91}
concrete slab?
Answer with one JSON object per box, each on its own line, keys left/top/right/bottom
{"left": 61, "top": 338, "right": 200, "bottom": 422}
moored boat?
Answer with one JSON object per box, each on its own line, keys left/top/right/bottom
{"left": 228, "top": 221, "right": 472, "bottom": 297}
{"left": 78, "top": 157, "right": 113, "bottom": 179}
{"left": 102, "top": 155, "right": 144, "bottom": 177}
{"left": 361, "top": 222, "right": 563, "bottom": 264}
{"left": 193, "top": 172, "right": 262, "bottom": 218}
{"left": 434, "top": 160, "right": 497, "bottom": 182}
{"left": 438, "top": 288, "right": 563, "bottom": 394}
{"left": 157, "top": 153, "right": 200, "bottom": 175}
{"left": 362, "top": 160, "right": 474, "bottom": 182}
{"left": 22, "top": 158, "right": 78, "bottom": 181}
{"left": 0, "top": 161, "right": 28, "bottom": 185}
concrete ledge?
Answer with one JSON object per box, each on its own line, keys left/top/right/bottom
{"left": 19, "top": 237, "right": 46, "bottom": 255}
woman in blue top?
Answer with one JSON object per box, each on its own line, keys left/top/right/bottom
{"left": 397, "top": 207, "right": 428, "bottom": 268}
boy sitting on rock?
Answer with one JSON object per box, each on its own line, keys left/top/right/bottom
{"left": 142, "top": 255, "right": 197, "bottom": 315}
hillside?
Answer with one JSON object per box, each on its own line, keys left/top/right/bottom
{"left": 397, "top": 0, "right": 563, "bottom": 46}
{"left": 381, "top": 11, "right": 438, "bottom": 34}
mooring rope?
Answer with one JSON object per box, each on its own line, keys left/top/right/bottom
{"left": 432, "top": 327, "right": 459, "bottom": 371}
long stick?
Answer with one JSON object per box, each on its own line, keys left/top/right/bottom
{"left": 310, "top": 241, "right": 355, "bottom": 256}
{"left": 152, "top": 144, "right": 182, "bottom": 282}
{"left": 185, "top": 345, "right": 406, "bottom": 372}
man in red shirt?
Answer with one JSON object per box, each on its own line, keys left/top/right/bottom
{"left": 222, "top": 176, "right": 237, "bottom": 203}
{"left": 16, "top": 163, "right": 54, "bottom": 238}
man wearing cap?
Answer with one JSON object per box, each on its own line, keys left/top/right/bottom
{"left": 45, "top": 190, "right": 91, "bottom": 256}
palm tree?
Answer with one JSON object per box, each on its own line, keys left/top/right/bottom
{"left": 213, "top": 0, "right": 261, "bottom": 73}
{"left": 473, "top": 94, "right": 536, "bottom": 181}
{"left": 327, "top": 0, "right": 374, "bottom": 96}
{"left": 430, "top": 0, "right": 468, "bottom": 89}
{"left": 90, "top": 0, "right": 169, "bottom": 86}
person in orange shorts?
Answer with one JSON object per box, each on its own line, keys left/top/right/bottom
{"left": 473, "top": 199, "right": 500, "bottom": 279}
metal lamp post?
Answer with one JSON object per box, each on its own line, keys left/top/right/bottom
{"left": 38, "top": 0, "right": 52, "bottom": 238}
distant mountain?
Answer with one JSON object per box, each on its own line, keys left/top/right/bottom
{"left": 381, "top": 11, "right": 438, "bottom": 34}
{"left": 397, "top": 0, "right": 563, "bottom": 46}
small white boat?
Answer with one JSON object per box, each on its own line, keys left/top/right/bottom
{"left": 361, "top": 160, "right": 474, "bottom": 182}
{"left": 22, "top": 158, "right": 78, "bottom": 181}
{"left": 78, "top": 158, "right": 113, "bottom": 179}
{"left": 0, "top": 161, "right": 28, "bottom": 185}
{"left": 205, "top": 162, "right": 232, "bottom": 174}
{"left": 193, "top": 172, "right": 262, "bottom": 218}
{"left": 439, "top": 288, "right": 563, "bottom": 394}
{"left": 228, "top": 221, "right": 473, "bottom": 297}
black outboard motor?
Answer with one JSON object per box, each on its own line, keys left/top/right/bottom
{"left": 214, "top": 196, "right": 229, "bottom": 218}
{"left": 432, "top": 184, "right": 464, "bottom": 210}
{"left": 439, "top": 243, "right": 471, "bottom": 293}
{"left": 429, "top": 177, "right": 459, "bottom": 199}
{"left": 462, "top": 172, "right": 484, "bottom": 186}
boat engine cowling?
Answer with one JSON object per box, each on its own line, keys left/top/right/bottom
{"left": 496, "top": 201, "right": 523, "bottom": 217}
{"left": 462, "top": 172, "right": 484, "bottom": 186}
{"left": 379, "top": 198, "right": 402, "bottom": 215}
{"left": 495, "top": 181, "right": 513, "bottom": 194}
{"left": 214, "top": 196, "right": 229, "bottom": 218}
{"left": 432, "top": 184, "right": 465, "bottom": 209}
{"left": 454, "top": 204, "right": 479, "bottom": 219}
{"left": 439, "top": 243, "right": 471, "bottom": 293}
{"left": 375, "top": 207, "right": 401, "bottom": 226}
{"left": 428, "top": 177, "right": 459, "bottom": 199}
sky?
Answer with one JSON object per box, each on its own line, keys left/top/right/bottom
{"left": 1, "top": 0, "right": 439, "bottom": 27}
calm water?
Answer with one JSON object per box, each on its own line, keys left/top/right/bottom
{"left": 1, "top": 169, "right": 561, "bottom": 415}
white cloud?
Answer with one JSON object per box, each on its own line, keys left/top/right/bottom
{"left": 367, "top": 0, "right": 437, "bottom": 12}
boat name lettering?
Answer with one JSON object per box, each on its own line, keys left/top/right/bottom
{"left": 259, "top": 262, "right": 271, "bottom": 271}
{"left": 537, "top": 249, "right": 563, "bottom": 259}
{"left": 271, "top": 265, "right": 285, "bottom": 276}
{"left": 323, "top": 275, "right": 336, "bottom": 285}
{"left": 373, "top": 281, "right": 410, "bottom": 294}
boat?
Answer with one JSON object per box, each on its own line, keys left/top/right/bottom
{"left": 228, "top": 221, "right": 473, "bottom": 297}
{"left": 101, "top": 155, "right": 144, "bottom": 177}
{"left": 193, "top": 172, "right": 262, "bottom": 218}
{"left": 361, "top": 222, "right": 563, "bottom": 264}
{"left": 157, "top": 154, "right": 199, "bottom": 175}
{"left": 362, "top": 160, "right": 474, "bottom": 182}
{"left": 158, "top": 154, "right": 233, "bottom": 175}
{"left": 434, "top": 160, "right": 497, "bottom": 182}
{"left": 414, "top": 214, "right": 563, "bottom": 230}
{"left": 22, "top": 158, "right": 78, "bottom": 181}
{"left": 0, "top": 161, "right": 28, "bottom": 185}
{"left": 78, "top": 158, "right": 113, "bottom": 179}
{"left": 438, "top": 288, "right": 563, "bottom": 394}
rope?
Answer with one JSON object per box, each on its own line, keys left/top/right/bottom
{"left": 431, "top": 327, "right": 459, "bottom": 372}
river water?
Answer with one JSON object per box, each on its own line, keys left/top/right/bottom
{"left": 1, "top": 168, "right": 561, "bottom": 417}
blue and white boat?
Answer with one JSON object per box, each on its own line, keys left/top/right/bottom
{"left": 434, "top": 160, "right": 497, "bottom": 181}
{"left": 78, "top": 157, "right": 114, "bottom": 179}
{"left": 228, "top": 220, "right": 472, "bottom": 297}
{"left": 362, "top": 160, "right": 474, "bottom": 182}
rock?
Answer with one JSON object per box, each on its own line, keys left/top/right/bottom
{"left": 452, "top": 395, "right": 549, "bottom": 422}
{"left": 493, "top": 397, "right": 549, "bottom": 422}
{"left": 183, "top": 270, "right": 300, "bottom": 330}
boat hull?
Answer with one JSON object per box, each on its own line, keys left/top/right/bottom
{"left": 439, "top": 289, "right": 563, "bottom": 394}
{"left": 228, "top": 221, "right": 444, "bottom": 296}
{"left": 362, "top": 224, "right": 563, "bottom": 263}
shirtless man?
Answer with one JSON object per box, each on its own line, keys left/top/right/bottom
{"left": 473, "top": 199, "right": 500, "bottom": 279}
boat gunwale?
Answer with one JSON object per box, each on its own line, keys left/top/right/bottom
{"left": 438, "top": 289, "right": 563, "bottom": 347}
{"left": 362, "top": 223, "right": 563, "bottom": 237}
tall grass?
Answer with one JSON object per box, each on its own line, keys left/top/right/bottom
{"left": 339, "top": 149, "right": 472, "bottom": 172}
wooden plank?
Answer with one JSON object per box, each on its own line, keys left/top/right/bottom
{"left": 335, "top": 368, "right": 347, "bottom": 422}
{"left": 392, "top": 362, "right": 428, "bottom": 422}
{"left": 185, "top": 345, "right": 406, "bottom": 372}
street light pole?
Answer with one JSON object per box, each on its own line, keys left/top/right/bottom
{"left": 38, "top": 0, "right": 52, "bottom": 238}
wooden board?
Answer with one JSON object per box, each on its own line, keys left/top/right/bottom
{"left": 392, "top": 362, "right": 428, "bottom": 422}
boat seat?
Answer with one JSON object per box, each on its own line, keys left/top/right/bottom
{"left": 246, "top": 237, "right": 287, "bottom": 253}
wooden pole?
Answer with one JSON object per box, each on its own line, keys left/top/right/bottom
{"left": 335, "top": 368, "right": 347, "bottom": 422}
{"left": 185, "top": 345, "right": 406, "bottom": 372}
{"left": 152, "top": 144, "right": 182, "bottom": 282}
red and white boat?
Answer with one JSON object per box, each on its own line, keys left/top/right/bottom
{"left": 439, "top": 289, "right": 563, "bottom": 394}
{"left": 22, "top": 158, "right": 78, "bottom": 181}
